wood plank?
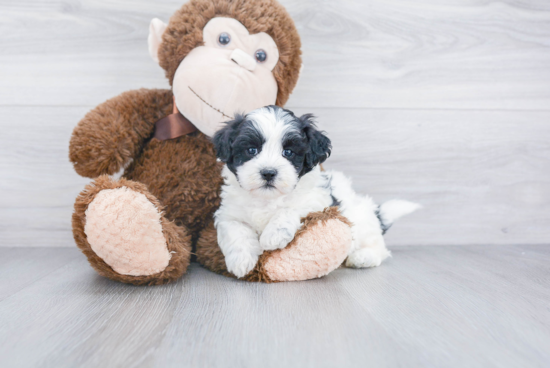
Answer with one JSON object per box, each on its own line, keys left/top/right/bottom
{"left": 335, "top": 244, "right": 550, "bottom": 368}
{"left": 299, "top": 107, "right": 550, "bottom": 246}
{"left": 0, "top": 0, "right": 549, "bottom": 109}
{"left": 289, "top": 0, "right": 550, "bottom": 110}
{"left": 0, "top": 106, "right": 92, "bottom": 247}
{"left": 2, "top": 106, "right": 548, "bottom": 247}
{"left": 0, "top": 247, "right": 81, "bottom": 301}
{"left": 0, "top": 246, "right": 548, "bottom": 367}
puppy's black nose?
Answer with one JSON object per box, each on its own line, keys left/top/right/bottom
{"left": 260, "top": 169, "right": 277, "bottom": 182}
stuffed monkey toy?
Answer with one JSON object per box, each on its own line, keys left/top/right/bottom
{"left": 69, "top": 0, "right": 352, "bottom": 285}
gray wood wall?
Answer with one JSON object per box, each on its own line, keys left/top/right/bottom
{"left": 1, "top": 0, "right": 549, "bottom": 247}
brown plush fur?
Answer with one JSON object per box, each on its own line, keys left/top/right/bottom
{"left": 72, "top": 175, "right": 192, "bottom": 285}
{"left": 68, "top": 0, "right": 328, "bottom": 285}
{"left": 69, "top": 89, "right": 173, "bottom": 179}
{"left": 158, "top": 0, "right": 302, "bottom": 106}
{"left": 195, "top": 219, "right": 237, "bottom": 279}
{"left": 70, "top": 88, "right": 225, "bottom": 284}
{"left": 196, "top": 206, "right": 351, "bottom": 283}
{"left": 123, "top": 126, "right": 224, "bottom": 237}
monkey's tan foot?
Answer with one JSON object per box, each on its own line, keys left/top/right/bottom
{"left": 73, "top": 175, "right": 191, "bottom": 285}
{"left": 195, "top": 207, "right": 352, "bottom": 282}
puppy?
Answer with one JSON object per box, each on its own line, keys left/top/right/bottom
{"left": 212, "top": 106, "right": 419, "bottom": 278}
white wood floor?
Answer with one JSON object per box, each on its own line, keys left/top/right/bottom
{"left": 0, "top": 0, "right": 549, "bottom": 366}
{"left": 1, "top": 246, "right": 549, "bottom": 368}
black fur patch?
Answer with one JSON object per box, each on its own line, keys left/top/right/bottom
{"left": 281, "top": 129, "right": 309, "bottom": 176}
{"left": 319, "top": 172, "right": 341, "bottom": 207}
{"left": 375, "top": 206, "right": 391, "bottom": 235}
{"left": 212, "top": 114, "right": 265, "bottom": 176}
{"left": 212, "top": 106, "right": 332, "bottom": 179}
{"left": 274, "top": 107, "right": 332, "bottom": 177}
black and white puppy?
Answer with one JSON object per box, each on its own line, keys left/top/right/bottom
{"left": 213, "top": 106, "right": 419, "bottom": 278}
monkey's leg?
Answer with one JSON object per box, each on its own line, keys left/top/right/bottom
{"left": 73, "top": 175, "right": 191, "bottom": 285}
{"left": 196, "top": 207, "right": 352, "bottom": 282}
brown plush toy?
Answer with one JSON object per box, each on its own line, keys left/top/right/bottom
{"left": 69, "top": 0, "right": 353, "bottom": 285}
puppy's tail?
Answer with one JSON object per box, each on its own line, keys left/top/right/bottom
{"left": 376, "top": 200, "right": 421, "bottom": 234}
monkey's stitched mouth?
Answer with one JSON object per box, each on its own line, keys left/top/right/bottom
{"left": 188, "top": 86, "right": 233, "bottom": 120}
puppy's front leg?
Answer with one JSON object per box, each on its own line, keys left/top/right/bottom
{"left": 260, "top": 209, "right": 302, "bottom": 251}
{"left": 217, "top": 221, "right": 261, "bottom": 278}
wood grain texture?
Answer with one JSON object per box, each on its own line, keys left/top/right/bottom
{"left": 0, "top": 247, "right": 80, "bottom": 301}
{"left": 0, "top": 246, "right": 548, "bottom": 368}
{"left": 1, "top": 106, "right": 548, "bottom": 246}
{"left": 0, "top": 106, "right": 92, "bottom": 247}
{"left": 0, "top": 0, "right": 549, "bottom": 109}
{"left": 305, "top": 107, "right": 550, "bottom": 246}
{"left": 0, "top": 0, "right": 549, "bottom": 247}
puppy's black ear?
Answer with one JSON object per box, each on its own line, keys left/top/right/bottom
{"left": 300, "top": 114, "right": 332, "bottom": 175}
{"left": 212, "top": 114, "right": 245, "bottom": 162}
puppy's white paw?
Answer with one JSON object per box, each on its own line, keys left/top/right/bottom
{"left": 225, "top": 250, "right": 259, "bottom": 278}
{"left": 259, "top": 224, "right": 296, "bottom": 251}
{"left": 346, "top": 248, "right": 388, "bottom": 268}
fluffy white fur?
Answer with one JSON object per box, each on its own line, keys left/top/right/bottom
{"left": 214, "top": 108, "right": 420, "bottom": 278}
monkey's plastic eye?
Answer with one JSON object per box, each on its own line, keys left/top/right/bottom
{"left": 255, "top": 49, "right": 267, "bottom": 62}
{"left": 218, "top": 32, "right": 231, "bottom": 46}
{"left": 282, "top": 149, "right": 294, "bottom": 158}
{"left": 248, "top": 148, "right": 258, "bottom": 156}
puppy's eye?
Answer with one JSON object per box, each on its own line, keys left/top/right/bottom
{"left": 247, "top": 147, "right": 258, "bottom": 156}
{"left": 218, "top": 32, "right": 231, "bottom": 46}
{"left": 255, "top": 49, "right": 267, "bottom": 62}
{"left": 282, "top": 149, "right": 294, "bottom": 158}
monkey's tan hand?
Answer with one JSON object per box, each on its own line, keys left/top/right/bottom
{"left": 196, "top": 208, "right": 353, "bottom": 282}
{"left": 257, "top": 207, "right": 353, "bottom": 282}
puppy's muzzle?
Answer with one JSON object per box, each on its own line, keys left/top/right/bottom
{"left": 260, "top": 169, "right": 277, "bottom": 182}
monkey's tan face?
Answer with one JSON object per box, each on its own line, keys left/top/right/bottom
{"left": 150, "top": 17, "right": 280, "bottom": 137}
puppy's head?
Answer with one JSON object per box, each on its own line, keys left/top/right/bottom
{"left": 213, "top": 106, "right": 331, "bottom": 198}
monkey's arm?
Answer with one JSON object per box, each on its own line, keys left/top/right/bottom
{"left": 69, "top": 88, "right": 173, "bottom": 178}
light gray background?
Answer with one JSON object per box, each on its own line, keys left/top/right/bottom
{"left": 1, "top": 0, "right": 549, "bottom": 247}
{"left": 1, "top": 1, "right": 549, "bottom": 367}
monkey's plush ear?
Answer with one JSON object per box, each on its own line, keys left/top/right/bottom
{"left": 212, "top": 114, "right": 245, "bottom": 162}
{"left": 301, "top": 114, "right": 332, "bottom": 175}
{"left": 148, "top": 18, "right": 168, "bottom": 64}
{"left": 296, "top": 64, "right": 305, "bottom": 86}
